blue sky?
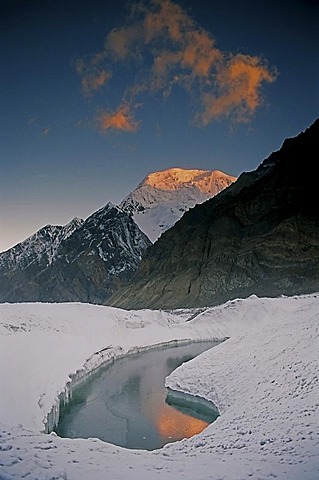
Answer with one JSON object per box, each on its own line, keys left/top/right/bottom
{"left": 1, "top": 0, "right": 318, "bottom": 251}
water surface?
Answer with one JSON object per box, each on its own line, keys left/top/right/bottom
{"left": 55, "top": 341, "right": 219, "bottom": 450}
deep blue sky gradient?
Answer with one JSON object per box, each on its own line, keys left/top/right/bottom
{"left": 1, "top": 0, "right": 318, "bottom": 251}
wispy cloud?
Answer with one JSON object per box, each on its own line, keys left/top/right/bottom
{"left": 82, "top": 70, "right": 112, "bottom": 95}
{"left": 97, "top": 104, "right": 141, "bottom": 132}
{"left": 197, "top": 54, "right": 277, "bottom": 125}
{"left": 77, "top": 0, "right": 277, "bottom": 131}
{"left": 75, "top": 59, "right": 112, "bottom": 96}
{"left": 42, "top": 126, "right": 50, "bottom": 136}
{"left": 27, "top": 116, "right": 37, "bottom": 126}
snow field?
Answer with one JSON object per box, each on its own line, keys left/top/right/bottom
{"left": 0, "top": 294, "right": 318, "bottom": 479}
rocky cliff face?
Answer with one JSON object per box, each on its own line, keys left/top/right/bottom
{"left": 120, "top": 168, "right": 236, "bottom": 242}
{"left": 0, "top": 204, "right": 150, "bottom": 303}
{"left": 109, "top": 119, "right": 319, "bottom": 309}
{"left": 0, "top": 217, "right": 84, "bottom": 272}
{"left": 0, "top": 218, "right": 83, "bottom": 302}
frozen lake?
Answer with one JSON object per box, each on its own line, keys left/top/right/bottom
{"left": 55, "top": 341, "right": 219, "bottom": 450}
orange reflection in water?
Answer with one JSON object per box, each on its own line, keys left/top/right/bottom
{"left": 156, "top": 406, "right": 209, "bottom": 441}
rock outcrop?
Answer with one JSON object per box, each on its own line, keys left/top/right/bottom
{"left": 0, "top": 204, "right": 150, "bottom": 303}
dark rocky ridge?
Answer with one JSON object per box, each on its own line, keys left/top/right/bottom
{"left": 109, "top": 119, "right": 319, "bottom": 309}
{"left": 0, "top": 204, "right": 151, "bottom": 303}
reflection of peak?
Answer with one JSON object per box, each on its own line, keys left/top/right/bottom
{"left": 120, "top": 167, "right": 237, "bottom": 242}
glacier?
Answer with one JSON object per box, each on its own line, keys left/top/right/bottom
{"left": 0, "top": 294, "right": 318, "bottom": 479}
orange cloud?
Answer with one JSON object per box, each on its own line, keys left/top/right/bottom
{"left": 198, "top": 54, "right": 277, "bottom": 124}
{"left": 98, "top": 104, "right": 141, "bottom": 132}
{"left": 77, "top": 0, "right": 276, "bottom": 130}
{"left": 145, "top": 2, "right": 221, "bottom": 84}
{"left": 105, "top": 25, "right": 143, "bottom": 59}
{"left": 151, "top": 29, "right": 221, "bottom": 93}
{"left": 143, "top": 0, "right": 193, "bottom": 43}
{"left": 181, "top": 30, "right": 222, "bottom": 78}
{"left": 75, "top": 59, "right": 112, "bottom": 95}
{"left": 75, "top": 59, "right": 111, "bottom": 95}
{"left": 81, "top": 70, "right": 112, "bottom": 95}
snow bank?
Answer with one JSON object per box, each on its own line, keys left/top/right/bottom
{"left": 0, "top": 294, "right": 318, "bottom": 479}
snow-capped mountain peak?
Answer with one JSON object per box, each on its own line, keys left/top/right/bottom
{"left": 144, "top": 167, "right": 235, "bottom": 193}
{"left": 120, "top": 167, "right": 237, "bottom": 242}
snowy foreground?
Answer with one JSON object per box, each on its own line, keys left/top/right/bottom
{"left": 0, "top": 294, "right": 318, "bottom": 480}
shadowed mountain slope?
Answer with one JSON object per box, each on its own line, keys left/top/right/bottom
{"left": 109, "top": 119, "right": 319, "bottom": 309}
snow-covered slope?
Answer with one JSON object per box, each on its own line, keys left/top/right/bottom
{"left": 0, "top": 217, "right": 83, "bottom": 272}
{"left": 0, "top": 205, "right": 150, "bottom": 303}
{"left": 0, "top": 293, "right": 318, "bottom": 479}
{"left": 120, "top": 168, "right": 237, "bottom": 242}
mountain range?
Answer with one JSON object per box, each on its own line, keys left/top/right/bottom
{"left": 0, "top": 169, "right": 234, "bottom": 303}
{"left": 2, "top": 120, "right": 318, "bottom": 308}
{"left": 109, "top": 118, "right": 319, "bottom": 309}
{"left": 0, "top": 204, "right": 150, "bottom": 303}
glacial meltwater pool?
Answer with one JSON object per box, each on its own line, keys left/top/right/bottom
{"left": 54, "top": 341, "right": 220, "bottom": 450}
